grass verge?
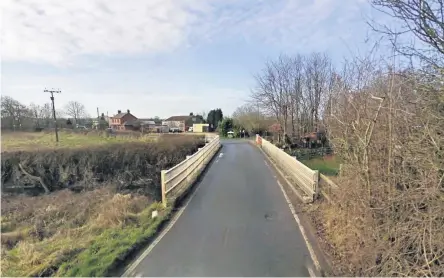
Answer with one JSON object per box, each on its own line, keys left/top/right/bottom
{"left": 1, "top": 188, "right": 171, "bottom": 277}
{"left": 301, "top": 155, "right": 341, "bottom": 176}
{"left": 56, "top": 203, "right": 171, "bottom": 277}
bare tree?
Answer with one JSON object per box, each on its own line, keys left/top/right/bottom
{"left": 232, "top": 103, "right": 270, "bottom": 133}
{"left": 64, "top": 101, "right": 86, "bottom": 124}
{"left": 251, "top": 53, "right": 334, "bottom": 143}
{"left": 251, "top": 55, "right": 295, "bottom": 142}
{"left": 304, "top": 53, "right": 332, "bottom": 132}
{"left": 289, "top": 54, "right": 305, "bottom": 137}
{"left": 29, "top": 103, "right": 53, "bottom": 128}
{"left": 1, "top": 96, "right": 30, "bottom": 130}
{"left": 371, "top": 0, "right": 444, "bottom": 67}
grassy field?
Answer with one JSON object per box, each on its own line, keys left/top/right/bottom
{"left": 1, "top": 131, "right": 161, "bottom": 152}
{"left": 302, "top": 155, "right": 341, "bottom": 176}
{"left": 1, "top": 132, "right": 203, "bottom": 277}
{"left": 1, "top": 188, "right": 170, "bottom": 277}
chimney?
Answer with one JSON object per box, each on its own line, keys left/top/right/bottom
{"left": 127, "top": 109, "right": 130, "bottom": 113}
{"left": 118, "top": 110, "right": 121, "bottom": 114}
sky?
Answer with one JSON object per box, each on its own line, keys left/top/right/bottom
{"left": 1, "top": 0, "right": 392, "bottom": 118}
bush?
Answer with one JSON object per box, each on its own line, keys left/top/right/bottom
{"left": 322, "top": 61, "right": 444, "bottom": 276}
{"left": 1, "top": 135, "right": 205, "bottom": 198}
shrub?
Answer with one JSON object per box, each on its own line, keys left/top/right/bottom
{"left": 1, "top": 135, "right": 205, "bottom": 199}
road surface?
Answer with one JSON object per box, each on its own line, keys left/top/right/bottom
{"left": 127, "top": 140, "right": 312, "bottom": 277}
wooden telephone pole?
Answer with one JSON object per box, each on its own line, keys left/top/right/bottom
{"left": 44, "top": 88, "right": 61, "bottom": 142}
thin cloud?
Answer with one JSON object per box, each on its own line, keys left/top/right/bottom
{"left": 1, "top": 0, "right": 207, "bottom": 65}
{"left": 1, "top": 0, "right": 371, "bottom": 66}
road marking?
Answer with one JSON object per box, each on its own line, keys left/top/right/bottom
{"left": 307, "top": 264, "right": 316, "bottom": 277}
{"left": 275, "top": 179, "right": 321, "bottom": 274}
{"left": 222, "top": 227, "right": 229, "bottom": 246}
{"left": 122, "top": 176, "right": 205, "bottom": 277}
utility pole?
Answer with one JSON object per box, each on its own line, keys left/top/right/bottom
{"left": 44, "top": 88, "right": 61, "bottom": 143}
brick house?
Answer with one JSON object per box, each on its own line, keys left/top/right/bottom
{"left": 110, "top": 109, "right": 138, "bottom": 131}
{"left": 162, "top": 115, "right": 204, "bottom": 132}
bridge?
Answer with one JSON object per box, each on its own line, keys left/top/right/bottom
{"left": 123, "top": 137, "right": 321, "bottom": 277}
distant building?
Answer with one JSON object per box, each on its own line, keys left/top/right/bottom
{"left": 138, "top": 119, "right": 156, "bottom": 133}
{"left": 163, "top": 115, "right": 204, "bottom": 132}
{"left": 193, "top": 123, "right": 209, "bottom": 133}
{"left": 110, "top": 109, "right": 138, "bottom": 131}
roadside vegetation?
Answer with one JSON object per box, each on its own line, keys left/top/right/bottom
{"left": 301, "top": 156, "right": 340, "bottom": 176}
{"left": 1, "top": 133, "right": 204, "bottom": 277}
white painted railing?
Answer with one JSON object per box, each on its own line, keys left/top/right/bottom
{"left": 256, "top": 135, "right": 319, "bottom": 202}
{"left": 161, "top": 135, "right": 221, "bottom": 206}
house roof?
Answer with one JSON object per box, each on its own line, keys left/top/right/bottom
{"left": 112, "top": 111, "right": 138, "bottom": 119}
{"left": 112, "top": 112, "right": 128, "bottom": 119}
{"left": 138, "top": 118, "right": 161, "bottom": 124}
{"left": 140, "top": 120, "right": 156, "bottom": 125}
{"left": 164, "top": 115, "right": 192, "bottom": 121}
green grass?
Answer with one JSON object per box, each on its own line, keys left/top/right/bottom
{"left": 56, "top": 203, "right": 171, "bottom": 277}
{"left": 302, "top": 156, "right": 341, "bottom": 176}
{"left": 1, "top": 193, "right": 171, "bottom": 277}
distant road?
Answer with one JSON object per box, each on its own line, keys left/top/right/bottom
{"left": 127, "top": 140, "right": 312, "bottom": 277}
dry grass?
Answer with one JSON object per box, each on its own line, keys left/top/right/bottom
{"left": 310, "top": 175, "right": 376, "bottom": 276}
{"left": 1, "top": 130, "right": 161, "bottom": 152}
{"left": 1, "top": 187, "right": 168, "bottom": 277}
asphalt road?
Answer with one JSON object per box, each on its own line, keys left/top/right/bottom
{"left": 128, "top": 140, "right": 312, "bottom": 277}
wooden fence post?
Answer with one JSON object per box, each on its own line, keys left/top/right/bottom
{"left": 313, "top": 170, "right": 319, "bottom": 199}
{"left": 161, "top": 170, "right": 167, "bottom": 207}
{"left": 186, "top": 155, "right": 191, "bottom": 183}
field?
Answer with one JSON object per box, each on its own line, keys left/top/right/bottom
{"left": 1, "top": 131, "right": 204, "bottom": 277}
{"left": 1, "top": 130, "right": 161, "bottom": 152}
{"left": 302, "top": 155, "right": 341, "bottom": 176}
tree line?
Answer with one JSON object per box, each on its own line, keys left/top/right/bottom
{"left": 1, "top": 96, "right": 90, "bottom": 130}
{"left": 230, "top": 53, "right": 334, "bottom": 143}
{"left": 1, "top": 96, "right": 227, "bottom": 132}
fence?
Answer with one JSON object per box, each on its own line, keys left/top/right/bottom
{"left": 318, "top": 173, "right": 339, "bottom": 204}
{"left": 161, "top": 135, "right": 221, "bottom": 206}
{"left": 256, "top": 135, "right": 319, "bottom": 202}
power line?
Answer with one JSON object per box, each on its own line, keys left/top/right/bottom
{"left": 44, "top": 88, "right": 61, "bottom": 143}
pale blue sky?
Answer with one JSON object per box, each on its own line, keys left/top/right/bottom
{"left": 1, "top": 0, "right": 391, "bottom": 118}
